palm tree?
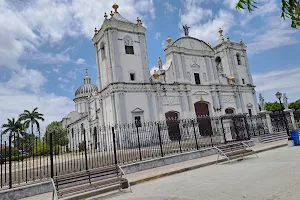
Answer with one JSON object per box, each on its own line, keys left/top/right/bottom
{"left": 19, "top": 107, "right": 45, "bottom": 136}
{"left": 1, "top": 117, "right": 24, "bottom": 137}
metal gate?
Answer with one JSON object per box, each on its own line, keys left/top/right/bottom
{"left": 229, "top": 115, "right": 250, "bottom": 141}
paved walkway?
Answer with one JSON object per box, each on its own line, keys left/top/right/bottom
{"left": 21, "top": 140, "right": 287, "bottom": 200}
{"left": 93, "top": 145, "right": 300, "bottom": 200}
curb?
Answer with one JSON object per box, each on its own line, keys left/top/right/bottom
{"left": 129, "top": 143, "right": 286, "bottom": 186}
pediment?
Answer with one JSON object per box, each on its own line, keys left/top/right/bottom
{"left": 193, "top": 91, "right": 209, "bottom": 96}
{"left": 247, "top": 103, "right": 253, "bottom": 107}
{"left": 131, "top": 108, "right": 144, "bottom": 113}
{"left": 172, "top": 37, "right": 213, "bottom": 52}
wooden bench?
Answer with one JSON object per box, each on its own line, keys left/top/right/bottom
{"left": 214, "top": 142, "right": 258, "bottom": 164}
{"left": 51, "top": 165, "right": 131, "bottom": 200}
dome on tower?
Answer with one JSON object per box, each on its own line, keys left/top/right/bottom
{"left": 74, "top": 69, "right": 98, "bottom": 99}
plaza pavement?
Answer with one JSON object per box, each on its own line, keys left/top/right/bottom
{"left": 21, "top": 140, "right": 289, "bottom": 200}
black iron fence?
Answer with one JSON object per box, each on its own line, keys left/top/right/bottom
{"left": 0, "top": 114, "right": 288, "bottom": 189}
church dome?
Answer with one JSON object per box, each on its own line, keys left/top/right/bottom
{"left": 74, "top": 69, "right": 98, "bottom": 98}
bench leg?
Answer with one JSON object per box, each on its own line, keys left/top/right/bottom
{"left": 216, "top": 154, "right": 219, "bottom": 165}
{"left": 253, "top": 151, "right": 259, "bottom": 158}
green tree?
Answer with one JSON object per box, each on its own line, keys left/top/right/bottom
{"left": 1, "top": 117, "right": 25, "bottom": 137}
{"left": 236, "top": 0, "right": 300, "bottom": 28}
{"left": 19, "top": 107, "right": 45, "bottom": 136}
{"left": 45, "top": 121, "right": 69, "bottom": 147}
{"left": 289, "top": 99, "right": 300, "bottom": 110}
{"left": 265, "top": 102, "right": 283, "bottom": 112}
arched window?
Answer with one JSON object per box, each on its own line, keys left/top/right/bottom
{"left": 236, "top": 53, "right": 241, "bottom": 65}
{"left": 124, "top": 35, "right": 134, "bottom": 54}
{"left": 225, "top": 108, "right": 235, "bottom": 114}
{"left": 100, "top": 42, "right": 106, "bottom": 60}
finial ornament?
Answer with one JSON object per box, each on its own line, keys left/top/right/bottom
{"left": 137, "top": 17, "right": 142, "bottom": 25}
{"left": 166, "top": 36, "right": 172, "bottom": 45}
{"left": 112, "top": 3, "right": 119, "bottom": 13}
{"left": 85, "top": 68, "right": 89, "bottom": 76}
{"left": 110, "top": 11, "right": 114, "bottom": 17}
{"left": 94, "top": 27, "right": 98, "bottom": 33}
{"left": 104, "top": 12, "right": 108, "bottom": 19}
{"left": 218, "top": 28, "right": 223, "bottom": 36}
{"left": 240, "top": 39, "right": 244, "bottom": 44}
{"left": 200, "top": 96, "right": 204, "bottom": 101}
{"left": 230, "top": 75, "right": 236, "bottom": 83}
{"left": 153, "top": 70, "right": 159, "bottom": 79}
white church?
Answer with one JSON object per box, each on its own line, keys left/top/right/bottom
{"left": 62, "top": 3, "right": 259, "bottom": 148}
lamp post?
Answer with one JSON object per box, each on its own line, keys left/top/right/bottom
{"left": 275, "top": 92, "right": 290, "bottom": 137}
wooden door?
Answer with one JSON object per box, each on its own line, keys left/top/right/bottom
{"left": 194, "top": 102, "right": 212, "bottom": 136}
{"left": 165, "top": 111, "right": 181, "bottom": 141}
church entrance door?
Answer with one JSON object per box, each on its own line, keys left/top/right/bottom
{"left": 194, "top": 102, "right": 212, "bottom": 136}
{"left": 165, "top": 111, "right": 181, "bottom": 141}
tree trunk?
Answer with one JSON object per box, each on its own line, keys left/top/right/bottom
{"left": 31, "top": 123, "right": 33, "bottom": 135}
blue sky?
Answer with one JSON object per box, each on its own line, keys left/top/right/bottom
{"left": 0, "top": 0, "right": 300, "bottom": 131}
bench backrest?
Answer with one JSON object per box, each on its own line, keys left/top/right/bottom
{"left": 54, "top": 165, "right": 119, "bottom": 190}
{"left": 217, "top": 142, "right": 246, "bottom": 153}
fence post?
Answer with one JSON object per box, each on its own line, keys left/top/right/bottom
{"left": 221, "top": 118, "right": 227, "bottom": 143}
{"left": 83, "top": 129, "right": 88, "bottom": 171}
{"left": 136, "top": 126, "right": 142, "bottom": 161}
{"left": 49, "top": 131, "right": 54, "bottom": 178}
{"left": 112, "top": 127, "right": 118, "bottom": 165}
{"left": 192, "top": 120, "right": 199, "bottom": 150}
{"left": 244, "top": 116, "right": 251, "bottom": 140}
{"left": 156, "top": 123, "right": 164, "bottom": 157}
{"left": 8, "top": 133, "right": 12, "bottom": 189}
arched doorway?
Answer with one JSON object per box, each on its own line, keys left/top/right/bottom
{"left": 194, "top": 102, "right": 212, "bottom": 136}
{"left": 225, "top": 108, "right": 235, "bottom": 114}
{"left": 165, "top": 111, "right": 181, "bottom": 141}
{"left": 93, "top": 127, "right": 97, "bottom": 149}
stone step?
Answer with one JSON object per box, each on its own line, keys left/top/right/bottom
{"left": 260, "top": 133, "right": 287, "bottom": 144}
{"left": 260, "top": 135, "right": 287, "bottom": 141}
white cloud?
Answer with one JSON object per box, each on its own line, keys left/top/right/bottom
{"left": 164, "top": 1, "right": 177, "bottom": 14}
{"left": 150, "top": 64, "right": 166, "bottom": 75}
{"left": 187, "top": 9, "right": 234, "bottom": 43}
{"left": 246, "top": 17, "right": 298, "bottom": 54}
{"left": 0, "top": 0, "right": 156, "bottom": 70}
{"left": 178, "top": 0, "right": 234, "bottom": 43}
{"left": 161, "top": 40, "right": 166, "bottom": 49}
{"left": 0, "top": 67, "right": 73, "bottom": 132}
{"left": 179, "top": 1, "right": 213, "bottom": 27}
{"left": 0, "top": 84, "right": 74, "bottom": 132}
{"left": 75, "top": 58, "right": 86, "bottom": 65}
{"left": 253, "top": 67, "right": 300, "bottom": 102}
{"left": 22, "top": 51, "right": 71, "bottom": 64}
{"left": 58, "top": 77, "right": 70, "bottom": 83}
{"left": 155, "top": 32, "right": 161, "bottom": 40}
{"left": 52, "top": 66, "right": 59, "bottom": 73}
{"left": 239, "top": 0, "right": 280, "bottom": 26}
{"left": 67, "top": 71, "right": 77, "bottom": 79}
{"left": 223, "top": 0, "right": 239, "bottom": 9}
{"left": 5, "top": 67, "right": 47, "bottom": 93}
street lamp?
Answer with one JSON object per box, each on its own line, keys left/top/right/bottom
{"left": 275, "top": 92, "right": 290, "bottom": 137}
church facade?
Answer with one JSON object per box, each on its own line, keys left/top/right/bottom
{"left": 62, "top": 4, "right": 259, "bottom": 149}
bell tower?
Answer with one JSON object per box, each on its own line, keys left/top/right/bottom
{"left": 92, "top": 3, "right": 150, "bottom": 91}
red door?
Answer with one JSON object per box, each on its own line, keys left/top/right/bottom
{"left": 194, "top": 102, "right": 212, "bottom": 136}
{"left": 165, "top": 111, "right": 181, "bottom": 141}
